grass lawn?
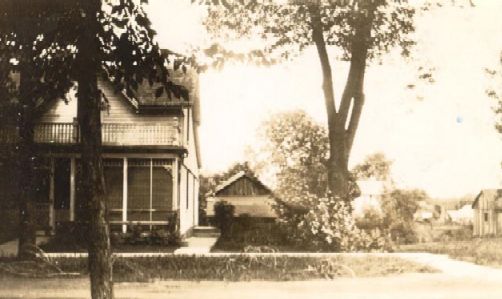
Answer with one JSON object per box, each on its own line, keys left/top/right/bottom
{"left": 0, "top": 255, "right": 436, "bottom": 282}
{"left": 398, "top": 238, "right": 502, "bottom": 268}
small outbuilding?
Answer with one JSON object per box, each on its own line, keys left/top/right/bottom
{"left": 205, "top": 171, "right": 277, "bottom": 220}
{"left": 472, "top": 189, "right": 502, "bottom": 236}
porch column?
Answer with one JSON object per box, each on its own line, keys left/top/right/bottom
{"left": 172, "top": 158, "right": 179, "bottom": 211}
{"left": 49, "top": 158, "right": 55, "bottom": 233}
{"left": 69, "top": 158, "right": 76, "bottom": 221}
{"left": 194, "top": 178, "right": 199, "bottom": 226}
{"left": 122, "top": 158, "right": 128, "bottom": 233}
{"left": 149, "top": 159, "right": 153, "bottom": 229}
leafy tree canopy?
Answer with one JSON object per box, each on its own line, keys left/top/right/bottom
{"left": 352, "top": 152, "right": 392, "bottom": 181}
{"left": 485, "top": 52, "right": 502, "bottom": 134}
{"left": 0, "top": 0, "right": 190, "bottom": 108}
{"left": 255, "top": 110, "right": 330, "bottom": 201}
{"left": 202, "top": 0, "right": 415, "bottom": 63}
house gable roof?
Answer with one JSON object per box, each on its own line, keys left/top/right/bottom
{"left": 112, "top": 71, "right": 196, "bottom": 113}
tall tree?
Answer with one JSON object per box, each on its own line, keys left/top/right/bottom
{"left": 2, "top": 0, "right": 188, "bottom": 297}
{"left": 202, "top": 0, "right": 416, "bottom": 201}
{"left": 75, "top": 1, "right": 113, "bottom": 298}
{"left": 73, "top": 1, "right": 188, "bottom": 297}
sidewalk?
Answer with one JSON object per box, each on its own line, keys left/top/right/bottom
{"left": 173, "top": 236, "right": 219, "bottom": 254}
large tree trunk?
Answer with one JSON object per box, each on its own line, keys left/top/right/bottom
{"left": 17, "top": 62, "right": 37, "bottom": 260}
{"left": 309, "top": 4, "right": 374, "bottom": 202}
{"left": 76, "top": 1, "right": 113, "bottom": 298}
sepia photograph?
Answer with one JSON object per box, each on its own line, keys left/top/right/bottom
{"left": 0, "top": 0, "right": 501, "bottom": 298}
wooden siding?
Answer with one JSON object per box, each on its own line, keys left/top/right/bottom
{"left": 206, "top": 195, "right": 277, "bottom": 218}
{"left": 473, "top": 190, "right": 502, "bottom": 236}
{"left": 216, "top": 176, "right": 270, "bottom": 197}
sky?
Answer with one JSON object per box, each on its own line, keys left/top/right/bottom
{"left": 146, "top": 0, "right": 502, "bottom": 199}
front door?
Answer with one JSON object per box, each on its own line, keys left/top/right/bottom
{"left": 54, "top": 158, "right": 71, "bottom": 222}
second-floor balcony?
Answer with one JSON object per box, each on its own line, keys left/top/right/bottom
{"left": 0, "top": 122, "right": 181, "bottom": 147}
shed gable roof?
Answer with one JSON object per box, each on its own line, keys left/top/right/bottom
{"left": 472, "top": 189, "right": 502, "bottom": 208}
{"left": 213, "top": 171, "right": 272, "bottom": 197}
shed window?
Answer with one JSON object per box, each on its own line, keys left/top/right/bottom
{"left": 484, "top": 212, "right": 489, "bottom": 222}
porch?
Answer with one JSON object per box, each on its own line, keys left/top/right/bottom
{"left": 36, "top": 157, "right": 180, "bottom": 234}
{"left": 0, "top": 122, "right": 181, "bottom": 146}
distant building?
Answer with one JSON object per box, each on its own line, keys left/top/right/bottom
{"left": 352, "top": 179, "right": 385, "bottom": 217}
{"left": 206, "top": 171, "right": 277, "bottom": 220}
{"left": 472, "top": 189, "right": 502, "bottom": 236}
{"left": 447, "top": 204, "right": 473, "bottom": 225}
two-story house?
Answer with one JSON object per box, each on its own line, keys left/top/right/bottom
{"left": 0, "top": 67, "right": 201, "bottom": 239}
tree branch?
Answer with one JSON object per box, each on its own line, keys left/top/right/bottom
{"left": 342, "top": 4, "right": 376, "bottom": 156}
{"left": 308, "top": 4, "right": 338, "bottom": 128}
{"left": 345, "top": 91, "right": 364, "bottom": 158}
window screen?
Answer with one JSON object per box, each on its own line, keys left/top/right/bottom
{"left": 103, "top": 159, "right": 123, "bottom": 213}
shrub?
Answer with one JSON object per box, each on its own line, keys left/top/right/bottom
{"left": 213, "top": 201, "right": 235, "bottom": 236}
{"left": 380, "top": 189, "right": 423, "bottom": 244}
{"left": 275, "top": 193, "right": 391, "bottom": 252}
{"left": 40, "top": 222, "right": 88, "bottom": 252}
{"left": 0, "top": 209, "right": 18, "bottom": 244}
{"left": 213, "top": 218, "right": 289, "bottom": 251}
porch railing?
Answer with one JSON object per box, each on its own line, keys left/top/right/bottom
{"left": 0, "top": 122, "right": 180, "bottom": 146}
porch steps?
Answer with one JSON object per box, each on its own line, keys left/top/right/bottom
{"left": 191, "top": 226, "right": 220, "bottom": 238}
{"left": 173, "top": 227, "right": 220, "bottom": 254}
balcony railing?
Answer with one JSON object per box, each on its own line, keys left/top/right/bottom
{"left": 0, "top": 122, "right": 180, "bottom": 146}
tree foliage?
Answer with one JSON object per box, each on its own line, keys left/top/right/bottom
{"left": 254, "top": 110, "right": 388, "bottom": 251}
{"left": 0, "top": 0, "right": 78, "bottom": 260}
{"left": 352, "top": 152, "right": 392, "bottom": 181}
{"left": 380, "top": 188, "right": 425, "bottom": 244}
{"left": 485, "top": 53, "right": 502, "bottom": 135}
{"left": 352, "top": 152, "right": 425, "bottom": 244}
{"left": 260, "top": 110, "right": 330, "bottom": 201}
{"left": 0, "top": 0, "right": 190, "bottom": 105}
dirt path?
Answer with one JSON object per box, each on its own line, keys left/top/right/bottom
{"left": 1, "top": 253, "right": 502, "bottom": 299}
{"left": 395, "top": 252, "right": 502, "bottom": 279}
